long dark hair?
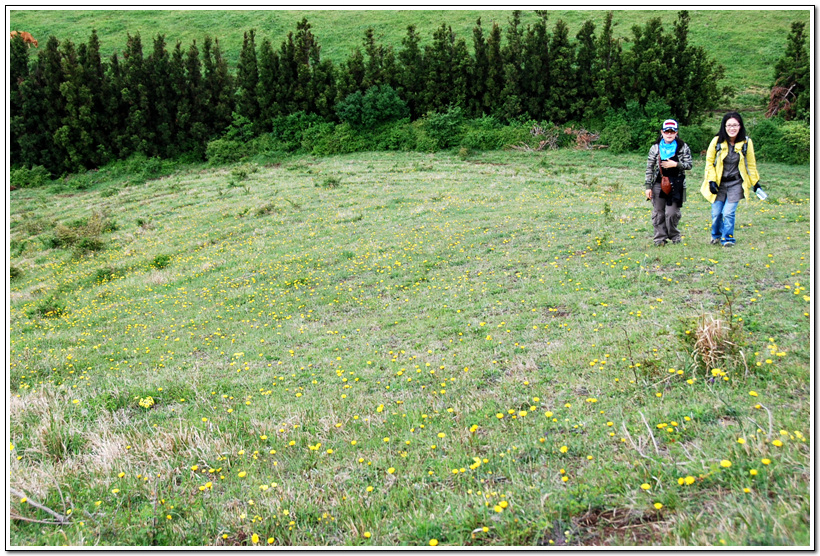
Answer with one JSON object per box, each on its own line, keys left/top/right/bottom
{"left": 717, "top": 111, "right": 748, "bottom": 144}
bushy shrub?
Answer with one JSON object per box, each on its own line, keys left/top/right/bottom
{"left": 336, "top": 85, "right": 409, "bottom": 129}
{"left": 270, "top": 112, "right": 329, "bottom": 152}
{"left": 206, "top": 139, "right": 249, "bottom": 165}
{"left": 373, "top": 119, "right": 418, "bottom": 151}
{"left": 779, "top": 120, "right": 810, "bottom": 164}
{"left": 29, "top": 294, "right": 66, "bottom": 319}
{"left": 302, "top": 122, "right": 352, "bottom": 155}
{"left": 421, "top": 106, "right": 466, "bottom": 150}
{"left": 750, "top": 118, "right": 809, "bottom": 164}
{"left": 10, "top": 165, "right": 51, "bottom": 189}
{"left": 600, "top": 97, "right": 673, "bottom": 153}
{"left": 225, "top": 112, "right": 256, "bottom": 143}
{"left": 679, "top": 123, "right": 714, "bottom": 155}
{"left": 151, "top": 254, "right": 172, "bottom": 269}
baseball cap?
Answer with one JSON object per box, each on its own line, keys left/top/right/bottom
{"left": 662, "top": 119, "right": 678, "bottom": 132}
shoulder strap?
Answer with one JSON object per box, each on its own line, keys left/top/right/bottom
{"left": 713, "top": 139, "right": 721, "bottom": 167}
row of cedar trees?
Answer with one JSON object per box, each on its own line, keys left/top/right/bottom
{"left": 10, "top": 10, "right": 730, "bottom": 176}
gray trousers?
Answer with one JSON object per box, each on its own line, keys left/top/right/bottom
{"left": 650, "top": 182, "right": 681, "bottom": 244}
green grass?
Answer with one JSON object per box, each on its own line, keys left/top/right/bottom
{"left": 8, "top": 148, "right": 811, "bottom": 546}
{"left": 8, "top": 9, "right": 810, "bottom": 100}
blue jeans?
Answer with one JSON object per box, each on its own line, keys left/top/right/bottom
{"left": 711, "top": 199, "right": 738, "bottom": 245}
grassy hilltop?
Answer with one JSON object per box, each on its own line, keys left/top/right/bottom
{"left": 8, "top": 9, "right": 811, "bottom": 105}
{"left": 8, "top": 147, "right": 811, "bottom": 546}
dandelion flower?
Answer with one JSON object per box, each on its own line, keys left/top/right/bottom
{"left": 559, "top": 446, "right": 568, "bottom": 453}
{"left": 387, "top": 467, "right": 395, "bottom": 474}
{"left": 720, "top": 460, "right": 732, "bottom": 468}
{"left": 251, "top": 533, "right": 259, "bottom": 544}
{"left": 238, "top": 471, "right": 247, "bottom": 478}
{"left": 640, "top": 483, "right": 651, "bottom": 490}
{"left": 363, "top": 532, "right": 371, "bottom": 539}
{"left": 762, "top": 458, "right": 771, "bottom": 465}
{"left": 772, "top": 440, "right": 783, "bottom": 447}
{"left": 429, "top": 539, "right": 439, "bottom": 546}
{"left": 654, "top": 503, "right": 663, "bottom": 510}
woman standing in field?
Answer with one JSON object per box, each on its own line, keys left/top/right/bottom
{"left": 645, "top": 119, "right": 693, "bottom": 246}
{"left": 700, "top": 111, "right": 763, "bottom": 247}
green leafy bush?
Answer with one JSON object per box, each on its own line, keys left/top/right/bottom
{"left": 421, "top": 107, "right": 466, "bottom": 150}
{"left": 10, "top": 165, "right": 51, "bottom": 189}
{"left": 679, "top": 124, "right": 714, "bottom": 155}
{"left": 206, "top": 139, "right": 249, "bottom": 165}
{"left": 336, "top": 85, "right": 409, "bottom": 129}
{"left": 751, "top": 118, "right": 809, "bottom": 164}
{"left": 270, "top": 112, "right": 328, "bottom": 152}
{"left": 151, "top": 254, "right": 172, "bottom": 269}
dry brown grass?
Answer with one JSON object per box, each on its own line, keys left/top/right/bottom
{"left": 692, "top": 312, "right": 735, "bottom": 372}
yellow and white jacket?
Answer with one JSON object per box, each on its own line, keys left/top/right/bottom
{"left": 700, "top": 136, "right": 761, "bottom": 203}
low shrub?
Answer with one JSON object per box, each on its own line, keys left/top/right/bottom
{"left": 10, "top": 165, "right": 51, "bottom": 189}
{"left": 421, "top": 106, "right": 466, "bottom": 150}
{"left": 206, "top": 139, "right": 249, "bottom": 165}
{"left": 336, "top": 85, "right": 409, "bottom": 129}
{"left": 151, "top": 254, "right": 172, "bottom": 269}
{"left": 29, "top": 294, "right": 66, "bottom": 319}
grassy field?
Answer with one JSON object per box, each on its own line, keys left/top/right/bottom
{"left": 7, "top": 147, "right": 811, "bottom": 546}
{"left": 8, "top": 9, "right": 811, "bottom": 104}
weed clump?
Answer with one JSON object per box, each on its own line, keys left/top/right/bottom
{"left": 151, "top": 254, "right": 172, "bottom": 269}
{"left": 29, "top": 294, "right": 66, "bottom": 319}
{"left": 316, "top": 175, "right": 341, "bottom": 189}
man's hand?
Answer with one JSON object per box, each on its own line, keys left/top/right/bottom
{"left": 645, "top": 188, "right": 652, "bottom": 200}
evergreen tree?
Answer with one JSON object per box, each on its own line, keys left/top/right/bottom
{"left": 120, "top": 33, "right": 153, "bottom": 157}
{"left": 572, "top": 20, "right": 597, "bottom": 121}
{"left": 338, "top": 46, "right": 366, "bottom": 100}
{"left": 361, "top": 28, "right": 398, "bottom": 91}
{"left": 293, "top": 17, "right": 322, "bottom": 114}
{"left": 469, "top": 18, "right": 489, "bottom": 117}
{"left": 397, "top": 25, "right": 425, "bottom": 119}
{"left": 499, "top": 10, "right": 524, "bottom": 120}
{"left": 591, "top": 11, "right": 625, "bottom": 116}
{"left": 80, "top": 30, "right": 112, "bottom": 166}
{"left": 10, "top": 32, "right": 31, "bottom": 164}
{"left": 182, "top": 39, "right": 210, "bottom": 155}
{"left": 485, "top": 22, "right": 505, "bottom": 118}
{"left": 146, "top": 34, "right": 178, "bottom": 157}
{"left": 311, "top": 57, "right": 337, "bottom": 121}
{"left": 236, "top": 30, "right": 261, "bottom": 128}
{"left": 54, "top": 39, "right": 97, "bottom": 171}
{"left": 202, "top": 36, "right": 235, "bottom": 137}
{"left": 258, "top": 38, "right": 283, "bottom": 127}
{"left": 664, "top": 11, "right": 729, "bottom": 124}
{"left": 623, "top": 18, "right": 669, "bottom": 107}
{"left": 423, "top": 23, "right": 470, "bottom": 113}
{"left": 771, "top": 20, "right": 809, "bottom": 120}
{"left": 547, "top": 19, "right": 575, "bottom": 123}
{"left": 105, "top": 51, "right": 129, "bottom": 159}
{"left": 37, "top": 36, "right": 69, "bottom": 172}
{"left": 520, "top": 11, "right": 550, "bottom": 121}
